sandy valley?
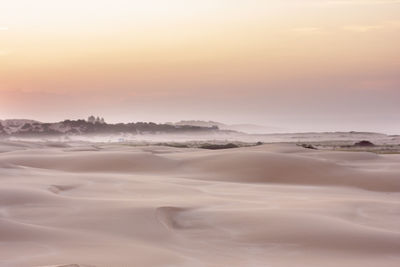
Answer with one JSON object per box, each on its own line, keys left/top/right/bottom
{"left": 0, "top": 141, "right": 399, "bottom": 267}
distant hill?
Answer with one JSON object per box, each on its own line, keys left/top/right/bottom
{"left": 0, "top": 118, "right": 222, "bottom": 137}
{"left": 171, "top": 120, "right": 282, "bottom": 134}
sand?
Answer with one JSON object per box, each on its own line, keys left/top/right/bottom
{"left": 0, "top": 141, "right": 399, "bottom": 267}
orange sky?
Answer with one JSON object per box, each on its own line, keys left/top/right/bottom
{"left": 1, "top": 0, "right": 399, "bottom": 132}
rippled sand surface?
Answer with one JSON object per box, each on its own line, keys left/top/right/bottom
{"left": 0, "top": 141, "right": 399, "bottom": 267}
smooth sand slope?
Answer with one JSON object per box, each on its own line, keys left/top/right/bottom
{"left": 0, "top": 141, "right": 399, "bottom": 267}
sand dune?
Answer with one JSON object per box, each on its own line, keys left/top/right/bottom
{"left": 0, "top": 151, "right": 178, "bottom": 173}
{"left": 0, "top": 141, "right": 399, "bottom": 266}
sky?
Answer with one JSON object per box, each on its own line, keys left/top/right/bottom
{"left": 1, "top": 0, "right": 399, "bottom": 133}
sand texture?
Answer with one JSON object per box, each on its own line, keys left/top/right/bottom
{"left": 0, "top": 141, "right": 399, "bottom": 267}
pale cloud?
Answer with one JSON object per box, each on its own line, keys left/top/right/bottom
{"left": 292, "top": 27, "right": 323, "bottom": 34}
{"left": 343, "top": 25, "right": 383, "bottom": 32}
{"left": 343, "top": 20, "right": 400, "bottom": 32}
{"left": 0, "top": 26, "right": 9, "bottom": 31}
{"left": 328, "top": 0, "right": 400, "bottom": 5}
{"left": 310, "top": 0, "right": 400, "bottom": 6}
{"left": 385, "top": 20, "right": 400, "bottom": 27}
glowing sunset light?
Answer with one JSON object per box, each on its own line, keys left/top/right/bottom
{"left": 1, "top": 0, "right": 399, "bottom": 132}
